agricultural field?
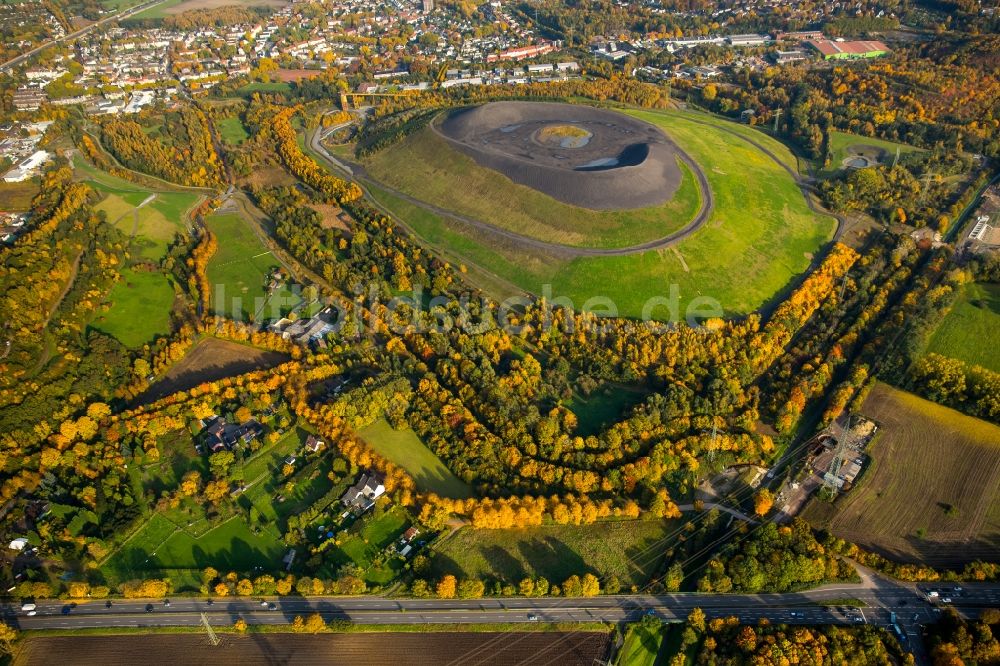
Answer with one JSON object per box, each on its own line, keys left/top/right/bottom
{"left": 803, "top": 383, "right": 1000, "bottom": 567}
{"left": 358, "top": 418, "right": 473, "bottom": 498}
{"left": 13, "top": 632, "right": 612, "bottom": 666}
{"left": 91, "top": 268, "right": 175, "bottom": 347}
{"left": 139, "top": 337, "right": 288, "bottom": 404}
{"left": 925, "top": 281, "right": 1000, "bottom": 372}
{"left": 431, "top": 519, "right": 681, "bottom": 588}
{"left": 217, "top": 116, "right": 250, "bottom": 145}
{"left": 364, "top": 107, "right": 835, "bottom": 317}
{"left": 203, "top": 211, "right": 278, "bottom": 320}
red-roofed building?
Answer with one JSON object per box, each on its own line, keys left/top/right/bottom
{"left": 806, "top": 38, "right": 890, "bottom": 60}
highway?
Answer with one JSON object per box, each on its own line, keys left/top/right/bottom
{"left": 0, "top": 0, "right": 170, "bottom": 73}
{"left": 7, "top": 580, "right": 999, "bottom": 632}
{"left": 6, "top": 572, "right": 998, "bottom": 665}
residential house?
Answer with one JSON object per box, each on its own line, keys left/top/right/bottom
{"left": 341, "top": 471, "right": 386, "bottom": 513}
{"left": 304, "top": 435, "right": 325, "bottom": 453}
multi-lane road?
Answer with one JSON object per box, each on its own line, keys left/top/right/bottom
{"left": 0, "top": 0, "right": 169, "bottom": 73}
{"left": 7, "top": 579, "right": 998, "bottom": 632}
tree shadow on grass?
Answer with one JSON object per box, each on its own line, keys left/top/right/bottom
{"left": 516, "top": 537, "right": 592, "bottom": 583}
{"left": 478, "top": 545, "right": 527, "bottom": 583}
{"left": 430, "top": 552, "right": 465, "bottom": 579}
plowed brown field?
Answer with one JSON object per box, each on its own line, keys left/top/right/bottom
{"left": 14, "top": 631, "right": 611, "bottom": 666}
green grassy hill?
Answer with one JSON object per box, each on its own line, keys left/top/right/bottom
{"left": 365, "top": 107, "right": 836, "bottom": 318}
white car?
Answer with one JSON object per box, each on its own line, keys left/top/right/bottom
{"left": 527, "top": 614, "right": 538, "bottom": 622}
{"left": 26, "top": 610, "right": 36, "bottom": 616}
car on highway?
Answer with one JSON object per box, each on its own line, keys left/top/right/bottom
{"left": 941, "top": 597, "right": 952, "bottom": 604}
{"left": 268, "top": 603, "right": 277, "bottom": 611}
{"left": 25, "top": 610, "right": 36, "bottom": 616}
{"left": 145, "top": 604, "right": 154, "bottom": 613}
{"left": 20, "top": 603, "right": 36, "bottom": 613}
{"left": 790, "top": 612, "right": 802, "bottom": 618}
{"left": 527, "top": 614, "right": 538, "bottom": 622}
{"left": 163, "top": 599, "right": 170, "bottom": 607}
{"left": 260, "top": 600, "right": 269, "bottom": 608}
{"left": 105, "top": 600, "right": 113, "bottom": 608}
{"left": 61, "top": 606, "right": 71, "bottom": 615}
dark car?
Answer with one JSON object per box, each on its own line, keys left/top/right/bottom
{"left": 145, "top": 604, "right": 154, "bottom": 613}
{"left": 105, "top": 600, "right": 113, "bottom": 608}
{"left": 61, "top": 605, "right": 71, "bottom": 615}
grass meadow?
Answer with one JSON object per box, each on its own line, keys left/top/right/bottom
{"left": 803, "top": 383, "right": 1000, "bottom": 568}
{"left": 0, "top": 179, "right": 39, "bottom": 209}
{"left": 77, "top": 155, "right": 200, "bottom": 346}
{"left": 819, "top": 130, "right": 924, "bottom": 178}
{"left": 358, "top": 418, "right": 473, "bottom": 498}
{"left": 204, "top": 211, "right": 277, "bottom": 320}
{"left": 925, "top": 282, "right": 1000, "bottom": 372}
{"left": 366, "top": 108, "right": 836, "bottom": 317}
{"left": 91, "top": 268, "right": 175, "bottom": 347}
{"left": 566, "top": 385, "right": 647, "bottom": 437}
{"left": 431, "top": 519, "right": 681, "bottom": 588}
{"left": 217, "top": 116, "right": 250, "bottom": 145}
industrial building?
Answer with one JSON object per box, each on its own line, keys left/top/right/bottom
{"left": 806, "top": 38, "right": 890, "bottom": 60}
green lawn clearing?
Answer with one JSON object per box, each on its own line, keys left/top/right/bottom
{"left": 820, "top": 130, "right": 924, "bottom": 178}
{"left": 358, "top": 418, "right": 473, "bottom": 499}
{"left": 218, "top": 116, "right": 250, "bottom": 145}
{"left": 324, "top": 506, "right": 412, "bottom": 585}
{"left": 566, "top": 385, "right": 647, "bottom": 437}
{"left": 925, "top": 282, "right": 1000, "bottom": 373}
{"left": 619, "top": 622, "right": 669, "bottom": 666}
{"left": 91, "top": 268, "right": 175, "bottom": 347}
{"left": 432, "top": 518, "right": 680, "bottom": 588}
{"left": 204, "top": 211, "right": 277, "bottom": 320}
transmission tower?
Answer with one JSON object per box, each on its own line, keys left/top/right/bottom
{"left": 892, "top": 146, "right": 900, "bottom": 168}
{"left": 201, "top": 613, "right": 220, "bottom": 646}
{"left": 823, "top": 417, "right": 852, "bottom": 493}
{"left": 707, "top": 420, "right": 717, "bottom": 463}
